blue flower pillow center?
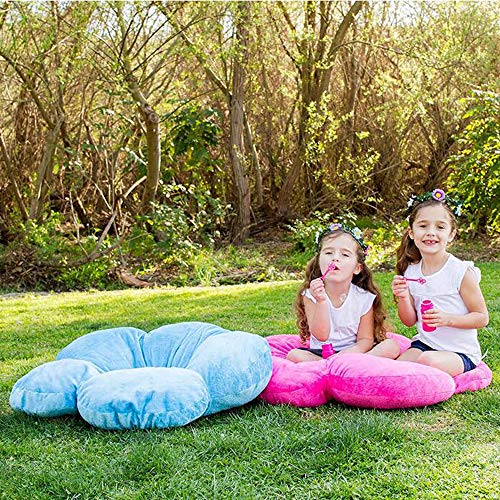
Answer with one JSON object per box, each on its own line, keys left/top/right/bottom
{"left": 10, "top": 322, "right": 272, "bottom": 430}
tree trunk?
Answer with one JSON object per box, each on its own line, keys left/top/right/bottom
{"left": 139, "top": 102, "right": 161, "bottom": 213}
{"left": 29, "top": 118, "right": 63, "bottom": 220}
{"left": 276, "top": 1, "right": 364, "bottom": 216}
{"left": 0, "top": 130, "right": 29, "bottom": 220}
{"left": 244, "top": 114, "right": 263, "bottom": 207}
{"left": 116, "top": 4, "right": 161, "bottom": 215}
{"left": 230, "top": 2, "right": 251, "bottom": 242}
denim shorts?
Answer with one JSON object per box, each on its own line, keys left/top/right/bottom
{"left": 410, "top": 339, "right": 476, "bottom": 373}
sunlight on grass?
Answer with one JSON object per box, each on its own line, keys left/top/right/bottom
{"left": 1, "top": 267, "right": 498, "bottom": 498}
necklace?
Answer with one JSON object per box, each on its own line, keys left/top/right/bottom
{"left": 331, "top": 293, "right": 348, "bottom": 308}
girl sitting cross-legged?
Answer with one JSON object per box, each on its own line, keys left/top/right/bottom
{"left": 287, "top": 222, "right": 400, "bottom": 363}
{"left": 392, "top": 189, "right": 489, "bottom": 376}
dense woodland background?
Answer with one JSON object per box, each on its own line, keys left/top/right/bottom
{"left": 0, "top": 1, "right": 498, "bottom": 291}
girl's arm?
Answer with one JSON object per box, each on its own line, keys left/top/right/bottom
{"left": 303, "top": 278, "right": 331, "bottom": 341}
{"left": 423, "top": 268, "right": 489, "bottom": 329}
{"left": 339, "top": 307, "right": 375, "bottom": 354}
{"left": 391, "top": 275, "right": 417, "bottom": 326}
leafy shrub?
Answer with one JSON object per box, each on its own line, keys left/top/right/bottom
{"left": 0, "top": 212, "right": 120, "bottom": 291}
{"left": 55, "top": 260, "right": 114, "bottom": 291}
{"left": 136, "top": 182, "right": 230, "bottom": 263}
{"left": 447, "top": 90, "right": 500, "bottom": 234}
{"left": 288, "top": 213, "right": 404, "bottom": 271}
{"left": 288, "top": 211, "right": 357, "bottom": 255}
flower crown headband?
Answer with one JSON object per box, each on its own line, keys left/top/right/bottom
{"left": 315, "top": 223, "right": 369, "bottom": 254}
{"left": 407, "top": 189, "right": 463, "bottom": 217}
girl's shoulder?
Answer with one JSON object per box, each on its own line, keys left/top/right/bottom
{"left": 302, "top": 288, "right": 316, "bottom": 303}
{"left": 447, "top": 254, "right": 481, "bottom": 283}
{"left": 404, "top": 261, "right": 421, "bottom": 277}
{"left": 351, "top": 284, "right": 376, "bottom": 300}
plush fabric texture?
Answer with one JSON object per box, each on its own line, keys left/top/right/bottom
{"left": 10, "top": 359, "right": 101, "bottom": 417}
{"left": 57, "top": 327, "right": 147, "bottom": 371}
{"left": 259, "top": 334, "right": 492, "bottom": 409}
{"left": 453, "top": 362, "right": 492, "bottom": 394}
{"left": 77, "top": 368, "right": 209, "bottom": 429}
{"left": 186, "top": 331, "right": 272, "bottom": 415}
{"left": 326, "top": 353, "right": 455, "bottom": 409}
{"left": 10, "top": 322, "right": 272, "bottom": 429}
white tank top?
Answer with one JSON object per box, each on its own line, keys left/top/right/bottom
{"left": 405, "top": 254, "right": 483, "bottom": 365}
{"left": 304, "top": 283, "right": 375, "bottom": 351}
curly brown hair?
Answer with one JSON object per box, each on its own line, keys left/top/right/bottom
{"left": 295, "top": 233, "right": 389, "bottom": 344}
{"left": 396, "top": 199, "right": 457, "bottom": 276}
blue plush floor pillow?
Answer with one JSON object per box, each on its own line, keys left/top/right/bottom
{"left": 10, "top": 322, "right": 272, "bottom": 430}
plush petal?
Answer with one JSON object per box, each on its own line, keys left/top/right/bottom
{"left": 259, "top": 357, "right": 328, "bottom": 407}
{"left": 143, "top": 322, "right": 228, "bottom": 368}
{"left": 266, "top": 334, "right": 307, "bottom": 358}
{"left": 57, "top": 327, "right": 147, "bottom": 371}
{"left": 9, "top": 359, "right": 101, "bottom": 417}
{"left": 453, "top": 362, "right": 492, "bottom": 394}
{"left": 327, "top": 353, "right": 455, "bottom": 409}
{"left": 77, "top": 368, "right": 209, "bottom": 430}
{"left": 187, "top": 331, "right": 272, "bottom": 415}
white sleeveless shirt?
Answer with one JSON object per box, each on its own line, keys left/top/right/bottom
{"left": 405, "top": 254, "right": 483, "bottom": 365}
{"left": 303, "top": 283, "right": 375, "bottom": 351}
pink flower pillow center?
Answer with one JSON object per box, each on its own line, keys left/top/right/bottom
{"left": 259, "top": 333, "right": 492, "bottom": 409}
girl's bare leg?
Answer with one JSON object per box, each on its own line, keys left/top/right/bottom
{"left": 367, "top": 338, "right": 400, "bottom": 359}
{"left": 397, "top": 347, "right": 424, "bottom": 363}
{"left": 286, "top": 349, "right": 322, "bottom": 363}
{"left": 415, "top": 351, "right": 465, "bottom": 376}
{"left": 398, "top": 348, "right": 464, "bottom": 376}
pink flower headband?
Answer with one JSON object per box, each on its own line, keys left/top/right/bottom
{"left": 407, "top": 189, "right": 463, "bottom": 216}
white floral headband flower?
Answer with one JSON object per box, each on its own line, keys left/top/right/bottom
{"left": 406, "top": 189, "right": 463, "bottom": 216}
{"left": 315, "top": 222, "right": 369, "bottom": 254}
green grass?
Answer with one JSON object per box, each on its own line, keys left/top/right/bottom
{"left": 1, "top": 264, "right": 498, "bottom": 499}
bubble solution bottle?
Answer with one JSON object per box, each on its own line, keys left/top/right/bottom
{"left": 420, "top": 299, "right": 436, "bottom": 332}
{"left": 322, "top": 343, "right": 335, "bottom": 358}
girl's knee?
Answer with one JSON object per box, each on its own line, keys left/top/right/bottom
{"left": 286, "top": 349, "right": 302, "bottom": 363}
{"left": 373, "top": 338, "right": 401, "bottom": 359}
{"left": 415, "top": 351, "right": 464, "bottom": 376}
{"left": 416, "top": 351, "right": 439, "bottom": 368}
{"left": 385, "top": 338, "right": 402, "bottom": 358}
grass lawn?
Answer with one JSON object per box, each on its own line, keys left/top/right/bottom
{"left": 1, "top": 264, "right": 498, "bottom": 499}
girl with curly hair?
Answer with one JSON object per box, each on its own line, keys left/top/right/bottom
{"left": 287, "top": 223, "right": 400, "bottom": 363}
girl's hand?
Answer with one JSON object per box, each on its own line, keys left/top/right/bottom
{"left": 309, "top": 277, "right": 327, "bottom": 302}
{"left": 392, "top": 275, "right": 410, "bottom": 299}
{"left": 422, "top": 308, "right": 452, "bottom": 328}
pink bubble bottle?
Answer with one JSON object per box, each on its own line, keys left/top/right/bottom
{"left": 420, "top": 299, "right": 436, "bottom": 332}
{"left": 322, "top": 343, "right": 335, "bottom": 358}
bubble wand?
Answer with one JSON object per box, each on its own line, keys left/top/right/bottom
{"left": 320, "top": 262, "right": 336, "bottom": 281}
{"left": 404, "top": 277, "right": 427, "bottom": 284}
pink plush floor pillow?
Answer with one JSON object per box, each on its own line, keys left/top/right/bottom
{"left": 453, "top": 362, "right": 492, "bottom": 394}
{"left": 259, "top": 334, "right": 492, "bottom": 409}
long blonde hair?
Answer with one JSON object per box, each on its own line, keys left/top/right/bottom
{"left": 295, "top": 232, "right": 389, "bottom": 344}
{"left": 396, "top": 199, "right": 458, "bottom": 275}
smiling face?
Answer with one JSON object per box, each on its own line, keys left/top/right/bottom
{"left": 409, "top": 204, "right": 456, "bottom": 257}
{"left": 318, "top": 233, "right": 362, "bottom": 284}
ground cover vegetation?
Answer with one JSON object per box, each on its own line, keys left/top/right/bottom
{"left": 1, "top": 265, "right": 498, "bottom": 498}
{"left": 0, "top": 1, "right": 498, "bottom": 292}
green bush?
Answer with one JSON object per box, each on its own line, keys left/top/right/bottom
{"left": 288, "top": 211, "right": 358, "bottom": 255}
{"left": 447, "top": 90, "right": 500, "bottom": 234}
{"left": 0, "top": 212, "right": 121, "bottom": 291}
{"left": 288, "top": 213, "right": 404, "bottom": 272}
